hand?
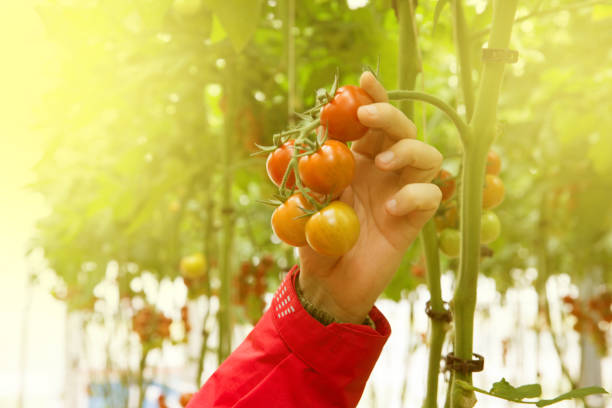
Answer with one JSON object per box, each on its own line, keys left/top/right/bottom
{"left": 298, "top": 72, "right": 443, "bottom": 324}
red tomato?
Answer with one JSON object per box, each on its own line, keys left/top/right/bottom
{"left": 411, "top": 264, "right": 426, "bottom": 278}
{"left": 266, "top": 140, "right": 296, "bottom": 189}
{"left": 305, "top": 201, "right": 360, "bottom": 256}
{"left": 298, "top": 140, "right": 354, "bottom": 197}
{"left": 482, "top": 174, "right": 505, "bottom": 209}
{"left": 271, "top": 193, "right": 312, "bottom": 247}
{"left": 436, "top": 169, "right": 456, "bottom": 202}
{"left": 486, "top": 150, "right": 502, "bottom": 175}
{"left": 320, "top": 85, "right": 374, "bottom": 142}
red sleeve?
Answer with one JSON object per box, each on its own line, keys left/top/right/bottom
{"left": 186, "top": 265, "right": 391, "bottom": 408}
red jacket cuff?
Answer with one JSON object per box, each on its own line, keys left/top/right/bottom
{"left": 270, "top": 266, "right": 391, "bottom": 383}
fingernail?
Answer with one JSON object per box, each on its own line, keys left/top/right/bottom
{"left": 386, "top": 199, "right": 397, "bottom": 212}
{"left": 360, "top": 105, "right": 377, "bottom": 116}
{"left": 377, "top": 151, "right": 394, "bottom": 164}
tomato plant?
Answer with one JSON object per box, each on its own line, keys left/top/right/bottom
{"left": 320, "top": 85, "right": 374, "bottom": 142}
{"left": 266, "top": 140, "right": 296, "bottom": 189}
{"left": 271, "top": 193, "right": 312, "bottom": 247}
{"left": 298, "top": 139, "right": 354, "bottom": 197}
{"left": 482, "top": 174, "right": 505, "bottom": 209}
{"left": 305, "top": 201, "right": 360, "bottom": 257}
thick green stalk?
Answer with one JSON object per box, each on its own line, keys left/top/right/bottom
{"left": 451, "top": 0, "right": 475, "bottom": 120}
{"left": 450, "top": 1, "right": 519, "bottom": 407}
{"left": 396, "top": 0, "right": 421, "bottom": 119}
{"left": 217, "top": 63, "right": 238, "bottom": 364}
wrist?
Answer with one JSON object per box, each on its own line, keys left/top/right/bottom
{"left": 297, "top": 271, "right": 370, "bottom": 325}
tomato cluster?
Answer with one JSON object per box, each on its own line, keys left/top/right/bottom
{"left": 435, "top": 150, "right": 505, "bottom": 258}
{"left": 132, "top": 306, "right": 173, "bottom": 345}
{"left": 263, "top": 83, "right": 372, "bottom": 256}
{"left": 562, "top": 291, "right": 611, "bottom": 354}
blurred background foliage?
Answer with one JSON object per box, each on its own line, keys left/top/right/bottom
{"left": 24, "top": 0, "right": 612, "bottom": 405}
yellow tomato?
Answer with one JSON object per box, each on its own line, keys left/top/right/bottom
{"left": 180, "top": 253, "right": 207, "bottom": 279}
{"left": 305, "top": 201, "right": 360, "bottom": 256}
{"left": 482, "top": 174, "right": 505, "bottom": 209}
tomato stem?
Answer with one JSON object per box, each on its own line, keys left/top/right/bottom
{"left": 387, "top": 90, "right": 470, "bottom": 144}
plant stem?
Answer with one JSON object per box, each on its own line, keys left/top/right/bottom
{"left": 387, "top": 91, "right": 470, "bottom": 142}
{"left": 451, "top": 0, "right": 475, "bottom": 121}
{"left": 217, "top": 60, "right": 238, "bottom": 364}
{"left": 137, "top": 347, "right": 149, "bottom": 408}
{"left": 421, "top": 221, "right": 449, "bottom": 408}
{"left": 396, "top": 0, "right": 421, "bottom": 119}
{"left": 395, "top": 6, "right": 449, "bottom": 406}
{"left": 450, "top": 1, "right": 519, "bottom": 407}
{"left": 195, "top": 194, "right": 215, "bottom": 386}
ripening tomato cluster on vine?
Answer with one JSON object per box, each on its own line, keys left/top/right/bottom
{"left": 260, "top": 78, "right": 374, "bottom": 257}
{"left": 434, "top": 150, "right": 505, "bottom": 258}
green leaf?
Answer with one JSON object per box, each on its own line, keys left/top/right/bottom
{"left": 535, "top": 387, "right": 608, "bottom": 407}
{"left": 490, "top": 378, "right": 542, "bottom": 400}
{"left": 207, "top": 0, "right": 264, "bottom": 53}
{"left": 433, "top": 0, "right": 451, "bottom": 32}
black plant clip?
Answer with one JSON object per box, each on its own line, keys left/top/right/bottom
{"left": 425, "top": 300, "right": 452, "bottom": 323}
{"left": 444, "top": 352, "right": 485, "bottom": 375}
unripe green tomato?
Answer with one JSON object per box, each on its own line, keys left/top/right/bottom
{"left": 180, "top": 253, "right": 207, "bottom": 279}
{"left": 480, "top": 210, "right": 501, "bottom": 244}
{"left": 439, "top": 229, "right": 460, "bottom": 258}
{"left": 172, "top": 0, "right": 201, "bottom": 16}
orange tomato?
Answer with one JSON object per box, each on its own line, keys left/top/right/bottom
{"left": 482, "top": 174, "right": 505, "bottom": 209}
{"left": 486, "top": 150, "right": 501, "bottom": 175}
{"left": 436, "top": 169, "right": 456, "bottom": 202}
{"left": 271, "top": 193, "right": 312, "bottom": 247}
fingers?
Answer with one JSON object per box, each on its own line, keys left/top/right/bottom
{"left": 359, "top": 71, "right": 388, "bottom": 102}
{"left": 385, "top": 183, "right": 442, "bottom": 218}
{"left": 374, "top": 139, "right": 443, "bottom": 182}
{"left": 357, "top": 103, "right": 417, "bottom": 141}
